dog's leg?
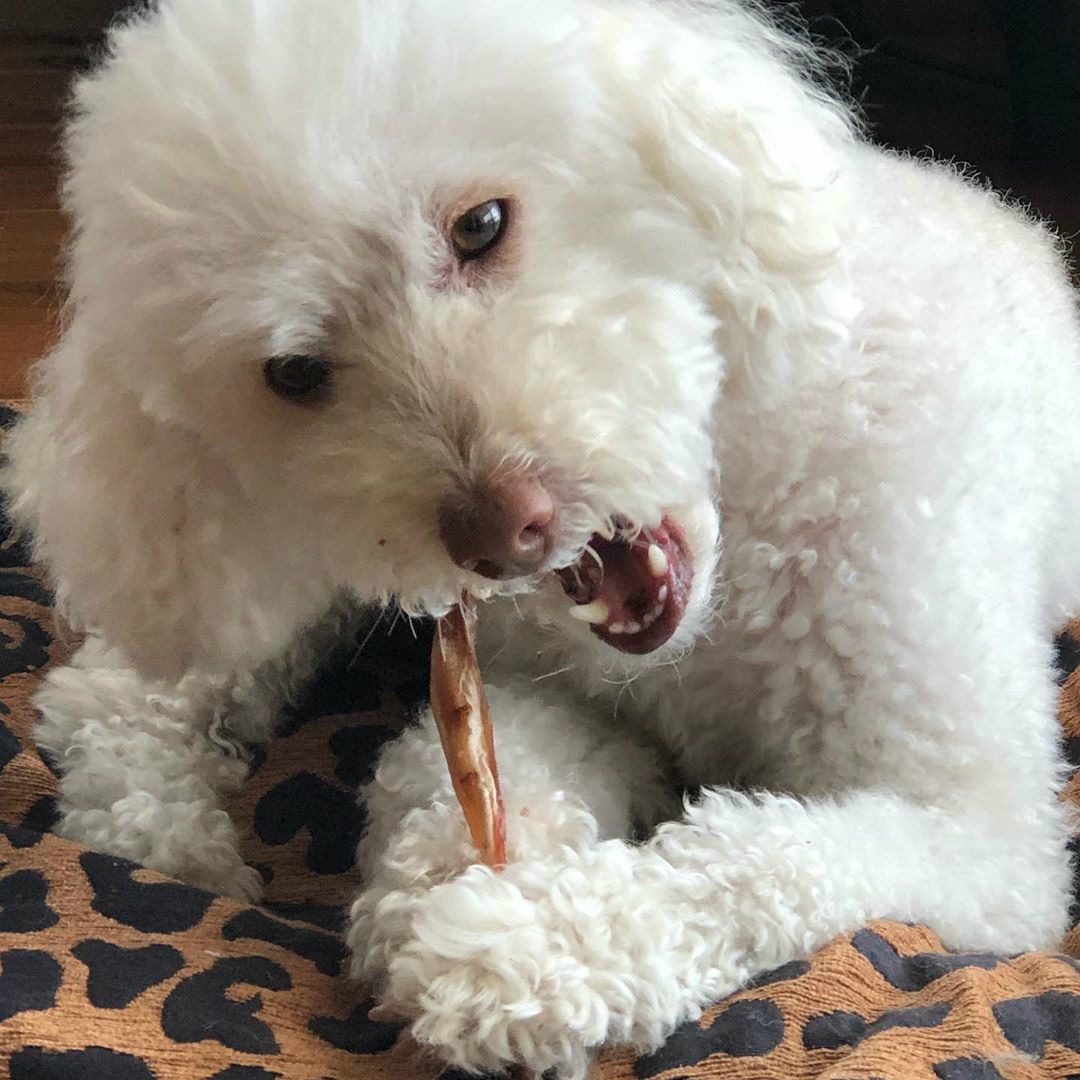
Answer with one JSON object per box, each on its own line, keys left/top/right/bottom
{"left": 33, "top": 635, "right": 277, "bottom": 900}
{"left": 361, "top": 784, "right": 1070, "bottom": 1079}
{"left": 347, "top": 629, "right": 1072, "bottom": 1077}
{"left": 33, "top": 599, "right": 364, "bottom": 899}
{"left": 347, "top": 678, "right": 676, "bottom": 1052}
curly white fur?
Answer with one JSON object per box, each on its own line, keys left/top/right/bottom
{"left": 5, "top": 0, "right": 1080, "bottom": 1075}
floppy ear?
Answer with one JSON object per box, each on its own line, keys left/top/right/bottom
{"left": 4, "top": 331, "right": 335, "bottom": 683}
{"left": 590, "top": 1, "right": 856, "bottom": 400}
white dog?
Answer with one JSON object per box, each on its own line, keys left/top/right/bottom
{"left": 5, "top": 0, "right": 1080, "bottom": 1075}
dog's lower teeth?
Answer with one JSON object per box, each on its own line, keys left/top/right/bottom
{"left": 647, "top": 544, "right": 668, "bottom": 578}
{"left": 640, "top": 596, "right": 667, "bottom": 629}
{"left": 570, "top": 600, "right": 609, "bottom": 625}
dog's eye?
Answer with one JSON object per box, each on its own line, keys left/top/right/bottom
{"left": 264, "top": 354, "right": 332, "bottom": 401}
{"left": 450, "top": 200, "right": 508, "bottom": 261}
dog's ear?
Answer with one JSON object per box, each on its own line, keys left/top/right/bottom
{"left": 590, "top": 1, "right": 855, "bottom": 399}
{"left": 4, "top": 333, "right": 334, "bottom": 682}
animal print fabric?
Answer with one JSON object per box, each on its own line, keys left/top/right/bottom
{"left": 1, "top": 403, "right": 1079, "bottom": 1080}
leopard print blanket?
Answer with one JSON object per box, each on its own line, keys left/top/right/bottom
{"left": 1, "top": 406, "right": 1079, "bottom": 1079}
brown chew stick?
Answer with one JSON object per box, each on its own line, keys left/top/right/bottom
{"left": 430, "top": 601, "right": 507, "bottom": 867}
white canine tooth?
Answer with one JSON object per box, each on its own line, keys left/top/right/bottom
{"left": 569, "top": 600, "right": 610, "bottom": 625}
{"left": 647, "top": 544, "right": 668, "bottom": 578}
{"left": 622, "top": 621, "right": 642, "bottom": 634}
{"left": 658, "top": 585, "right": 669, "bottom": 603}
{"left": 608, "top": 622, "right": 627, "bottom": 634}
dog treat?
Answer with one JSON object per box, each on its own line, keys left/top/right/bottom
{"left": 430, "top": 601, "right": 507, "bottom": 867}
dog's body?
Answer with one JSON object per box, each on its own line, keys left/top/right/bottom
{"left": 6, "top": 0, "right": 1080, "bottom": 1075}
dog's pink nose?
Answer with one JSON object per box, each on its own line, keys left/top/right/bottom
{"left": 439, "top": 474, "right": 559, "bottom": 580}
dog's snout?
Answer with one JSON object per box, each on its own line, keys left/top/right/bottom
{"left": 439, "top": 474, "right": 559, "bottom": 580}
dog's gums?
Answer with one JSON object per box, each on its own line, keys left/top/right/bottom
{"left": 557, "top": 516, "right": 693, "bottom": 654}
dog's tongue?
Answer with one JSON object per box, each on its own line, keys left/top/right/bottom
{"left": 556, "top": 517, "right": 693, "bottom": 655}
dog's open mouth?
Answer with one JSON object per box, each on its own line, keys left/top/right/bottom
{"left": 555, "top": 516, "right": 693, "bottom": 655}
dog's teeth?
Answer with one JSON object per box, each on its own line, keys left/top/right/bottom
{"left": 638, "top": 584, "right": 670, "bottom": 631}
{"left": 608, "top": 622, "right": 626, "bottom": 634}
{"left": 647, "top": 544, "right": 668, "bottom": 578}
{"left": 640, "top": 597, "right": 666, "bottom": 629}
{"left": 623, "top": 621, "right": 641, "bottom": 634}
{"left": 570, "top": 600, "right": 609, "bottom": 625}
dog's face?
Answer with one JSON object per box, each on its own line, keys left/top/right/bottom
{"left": 61, "top": 0, "right": 727, "bottom": 666}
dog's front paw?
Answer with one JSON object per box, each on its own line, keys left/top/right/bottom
{"left": 384, "top": 865, "right": 610, "bottom": 1077}
{"left": 193, "top": 859, "right": 265, "bottom": 903}
{"left": 353, "top": 844, "right": 669, "bottom": 1079}
{"left": 56, "top": 798, "right": 265, "bottom": 904}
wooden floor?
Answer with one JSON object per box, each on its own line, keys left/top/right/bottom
{"left": 0, "top": 26, "right": 1077, "bottom": 402}
{"left": 0, "top": 34, "right": 95, "bottom": 400}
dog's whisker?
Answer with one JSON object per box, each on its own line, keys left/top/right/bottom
{"left": 348, "top": 608, "right": 389, "bottom": 668}
{"left": 533, "top": 664, "right": 575, "bottom": 683}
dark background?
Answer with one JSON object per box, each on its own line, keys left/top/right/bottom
{"left": 791, "top": 0, "right": 1079, "bottom": 236}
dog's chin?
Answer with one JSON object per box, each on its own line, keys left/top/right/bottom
{"left": 395, "top": 574, "right": 534, "bottom": 621}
